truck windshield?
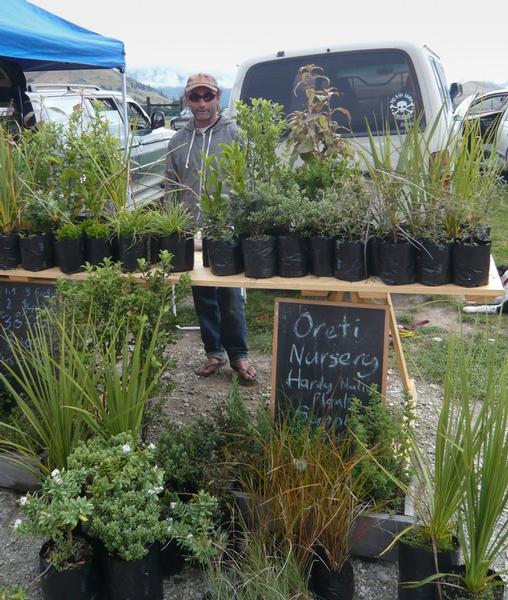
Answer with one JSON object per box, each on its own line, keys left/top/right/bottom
{"left": 240, "top": 49, "right": 424, "bottom": 136}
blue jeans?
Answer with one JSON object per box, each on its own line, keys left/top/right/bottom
{"left": 192, "top": 286, "right": 248, "bottom": 363}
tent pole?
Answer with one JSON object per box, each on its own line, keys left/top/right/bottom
{"left": 120, "top": 68, "right": 132, "bottom": 207}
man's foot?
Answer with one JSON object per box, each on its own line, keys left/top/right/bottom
{"left": 231, "top": 359, "right": 257, "bottom": 385}
{"left": 195, "top": 356, "right": 227, "bottom": 377}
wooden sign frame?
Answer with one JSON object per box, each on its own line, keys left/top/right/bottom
{"left": 271, "top": 297, "right": 390, "bottom": 425}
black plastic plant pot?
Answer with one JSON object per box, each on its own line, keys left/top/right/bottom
{"left": 452, "top": 240, "right": 491, "bottom": 288}
{"left": 202, "top": 238, "right": 210, "bottom": 268}
{"left": 148, "top": 235, "right": 159, "bottom": 265}
{"left": 416, "top": 239, "right": 453, "bottom": 286}
{"left": 158, "top": 233, "right": 195, "bottom": 272}
{"left": 39, "top": 541, "right": 100, "bottom": 600}
{"left": 277, "top": 235, "right": 309, "bottom": 278}
{"left": 334, "top": 239, "right": 367, "bottom": 282}
{"left": 0, "top": 232, "right": 20, "bottom": 270}
{"left": 367, "top": 235, "right": 383, "bottom": 277}
{"left": 207, "top": 239, "right": 243, "bottom": 276}
{"left": 19, "top": 233, "right": 54, "bottom": 272}
{"left": 117, "top": 235, "right": 148, "bottom": 273}
{"left": 159, "top": 539, "right": 186, "bottom": 577}
{"left": 241, "top": 236, "right": 276, "bottom": 278}
{"left": 398, "top": 539, "right": 458, "bottom": 600}
{"left": 310, "top": 556, "right": 355, "bottom": 600}
{"left": 85, "top": 236, "right": 113, "bottom": 266}
{"left": 379, "top": 238, "right": 416, "bottom": 285}
{"left": 441, "top": 566, "right": 504, "bottom": 600}
{"left": 103, "top": 545, "right": 163, "bottom": 600}
{"left": 309, "top": 236, "right": 334, "bottom": 277}
{"left": 55, "top": 237, "right": 85, "bottom": 275}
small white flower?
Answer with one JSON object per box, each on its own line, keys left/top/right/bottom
{"left": 147, "top": 443, "right": 156, "bottom": 450}
{"left": 432, "top": 337, "right": 443, "bottom": 342}
{"left": 121, "top": 444, "right": 131, "bottom": 454}
{"left": 51, "top": 468, "right": 60, "bottom": 478}
{"left": 18, "top": 496, "right": 28, "bottom": 506}
{"left": 13, "top": 518, "right": 22, "bottom": 530}
{"left": 166, "top": 517, "right": 173, "bottom": 524}
{"left": 170, "top": 502, "right": 177, "bottom": 510}
{"left": 154, "top": 486, "right": 163, "bottom": 495}
{"left": 53, "top": 476, "right": 63, "bottom": 485}
{"left": 187, "top": 534, "right": 193, "bottom": 540}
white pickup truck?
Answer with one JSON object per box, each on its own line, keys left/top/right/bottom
{"left": 26, "top": 83, "right": 175, "bottom": 207}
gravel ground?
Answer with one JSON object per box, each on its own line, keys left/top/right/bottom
{"left": 0, "top": 294, "right": 506, "bottom": 599}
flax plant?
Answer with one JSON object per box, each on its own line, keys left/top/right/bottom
{"left": 454, "top": 335, "right": 508, "bottom": 597}
{"left": 0, "top": 310, "right": 97, "bottom": 475}
{"left": 0, "top": 125, "right": 22, "bottom": 234}
{"left": 78, "top": 312, "right": 166, "bottom": 438}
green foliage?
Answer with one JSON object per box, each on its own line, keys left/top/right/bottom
{"left": 17, "top": 468, "right": 93, "bottom": 571}
{"left": 68, "top": 432, "right": 166, "bottom": 562}
{"left": 204, "top": 535, "right": 311, "bottom": 600}
{"left": 109, "top": 208, "right": 151, "bottom": 237}
{"left": 0, "top": 586, "right": 27, "bottom": 600}
{"left": 148, "top": 202, "right": 194, "bottom": 235}
{"left": 54, "top": 255, "right": 187, "bottom": 362}
{"left": 235, "top": 98, "right": 286, "bottom": 186}
{"left": 0, "top": 125, "right": 22, "bottom": 234}
{"left": 20, "top": 192, "right": 61, "bottom": 234}
{"left": 54, "top": 222, "right": 83, "bottom": 241}
{"left": 82, "top": 218, "right": 110, "bottom": 239}
{"left": 0, "top": 310, "right": 95, "bottom": 474}
{"left": 199, "top": 152, "right": 235, "bottom": 241}
{"left": 347, "top": 389, "right": 413, "bottom": 512}
{"left": 286, "top": 64, "right": 354, "bottom": 164}
{"left": 155, "top": 418, "right": 221, "bottom": 494}
{"left": 165, "top": 490, "right": 225, "bottom": 564}
{"left": 256, "top": 176, "right": 311, "bottom": 235}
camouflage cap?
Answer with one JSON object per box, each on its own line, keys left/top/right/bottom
{"left": 184, "top": 73, "right": 219, "bottom": 94}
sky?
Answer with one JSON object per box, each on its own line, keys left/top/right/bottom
{"left": 33, "top": 0, "right": 508, "bottom": 87}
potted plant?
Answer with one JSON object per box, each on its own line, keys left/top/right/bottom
{"left": 439, "top": 336, "right": 508, "bottom": 600}
{"left": 82, "top": 219, "right": 112, "bottom": 266}
{"left": 54, "top": 221, "right": 85, "bottom": 274}
{"left": 200, "top": 153, "right": 242, "bottom": 276}
{"left": 444, "top": 120, "right": 502, "bottom": 287}
{"left": 67, "top": 433, "right": 166, "bottom": 600}
{"left": 0, "top": 125, "right": 21, "bottom": 269}
{"left": 18, "top": 193, "right": 59, "bottom": 272}
{"left": 148, "top": 202, "right": 195, "bottom": 271}
{"left": 16, "top": 467, "right": 98, "bottom": 600}
{"left": 108, "top": 208, "right": 151, "bottom": 272}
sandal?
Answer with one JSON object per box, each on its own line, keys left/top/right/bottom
{"left": 231, "top": 360, "right": 257, "bottom": 385}
{"left": 195, "top": 356, "right": 227, "bottom": 377}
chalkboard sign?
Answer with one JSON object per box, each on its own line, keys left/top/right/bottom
{"left": 0, "top": 282, "right": 55, "bottom": 367}
{"left": 272, "top": 298, "right": 389, "bottom": 429}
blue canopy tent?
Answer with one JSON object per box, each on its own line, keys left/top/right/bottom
{"left": 0, "top": 0, "right": 127, "bottom": 135}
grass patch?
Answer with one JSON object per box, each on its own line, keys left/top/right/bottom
{"left": 490, "top": 184, "right": 508, "bottom": 265}
{"left": 403, "top": 318, "right": 508, "bottom": 400}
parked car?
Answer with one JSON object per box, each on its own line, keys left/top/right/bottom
{"left": 228, "top": 41, "right": 462, "bottom": 166}
{"left": 456, "top": 89, "right": 508, "bottom": 176}
{"left": 25, "top": 83, "right": 175, "bottom": 206}
{"left": 169, "top": 107, "right": 192, "bottom": 131}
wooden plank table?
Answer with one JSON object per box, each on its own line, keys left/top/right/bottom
{"left": 0, "top": 254, "right": 502, "bottom": 401}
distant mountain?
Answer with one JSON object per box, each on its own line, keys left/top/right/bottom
{"left": 26, "top": 69, "right": 171, "bottom": 106}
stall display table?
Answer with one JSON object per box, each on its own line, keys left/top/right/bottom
{"left": 0, "top": 254, "right": 503, "bottom": 402}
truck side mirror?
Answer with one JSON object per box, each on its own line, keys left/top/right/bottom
{"left": 151, "top": 111, "right": 165, "bottom": 129}
{"left": 449, "top": 82, "right": 463, "bottom": 101}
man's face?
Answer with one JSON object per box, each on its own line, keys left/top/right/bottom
{"left": 186, "top": 86, "right": 220, "bottom": 127}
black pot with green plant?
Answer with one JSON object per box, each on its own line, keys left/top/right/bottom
{"left": 19, "top": 231, "right": 54, "bottom": 272}
{"left": 310, "top": 549, "right": 355, "bottom": 600}
{"left": 54, "top": 223, "right": 85, "bottom": 274}
{"left": 0, "top": 124, "right": 22, "bottom": 270}
{"left": 452, "top": 237, "right": 491, "bottom": 288}
{"left": 83, "top": 220, "right": 113, "bottom": 266}
{"left": 149, "top": 204, "right": 195, "bottom": 272}
{"left": 18, "top": 194, "right": 60, "bottom": 272}
{"left": 334, "top": 238, "right": 367, "bottom": 282}
{"left": 110, "top": 209, "right": 150, "bottom": 273}
{"left": 379, "top": 235, "right": 416, "bottom": 285}
{"left": 17, "top": 468, "right": 99, "bottom": 600}
{"left": 416, "top": 238, "right": 453, "bottom": 286}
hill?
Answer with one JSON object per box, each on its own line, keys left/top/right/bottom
{"left": 25, "top": 69, "right": 171, "bottom": 106}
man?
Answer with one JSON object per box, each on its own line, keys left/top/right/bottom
{"left": 165, "top": 73, "right": 256, "bottom": 383}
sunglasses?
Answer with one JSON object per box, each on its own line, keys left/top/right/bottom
{"left": 187, "top": 91, "right": 216, "bottom": 103}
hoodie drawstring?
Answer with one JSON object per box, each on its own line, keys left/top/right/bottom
{"left": 184, "top": 129, "right": 196, "bottom": 169}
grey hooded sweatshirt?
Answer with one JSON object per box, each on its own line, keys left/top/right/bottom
{"left": 165, "top": 114, "right": 239, "bottom": 221}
